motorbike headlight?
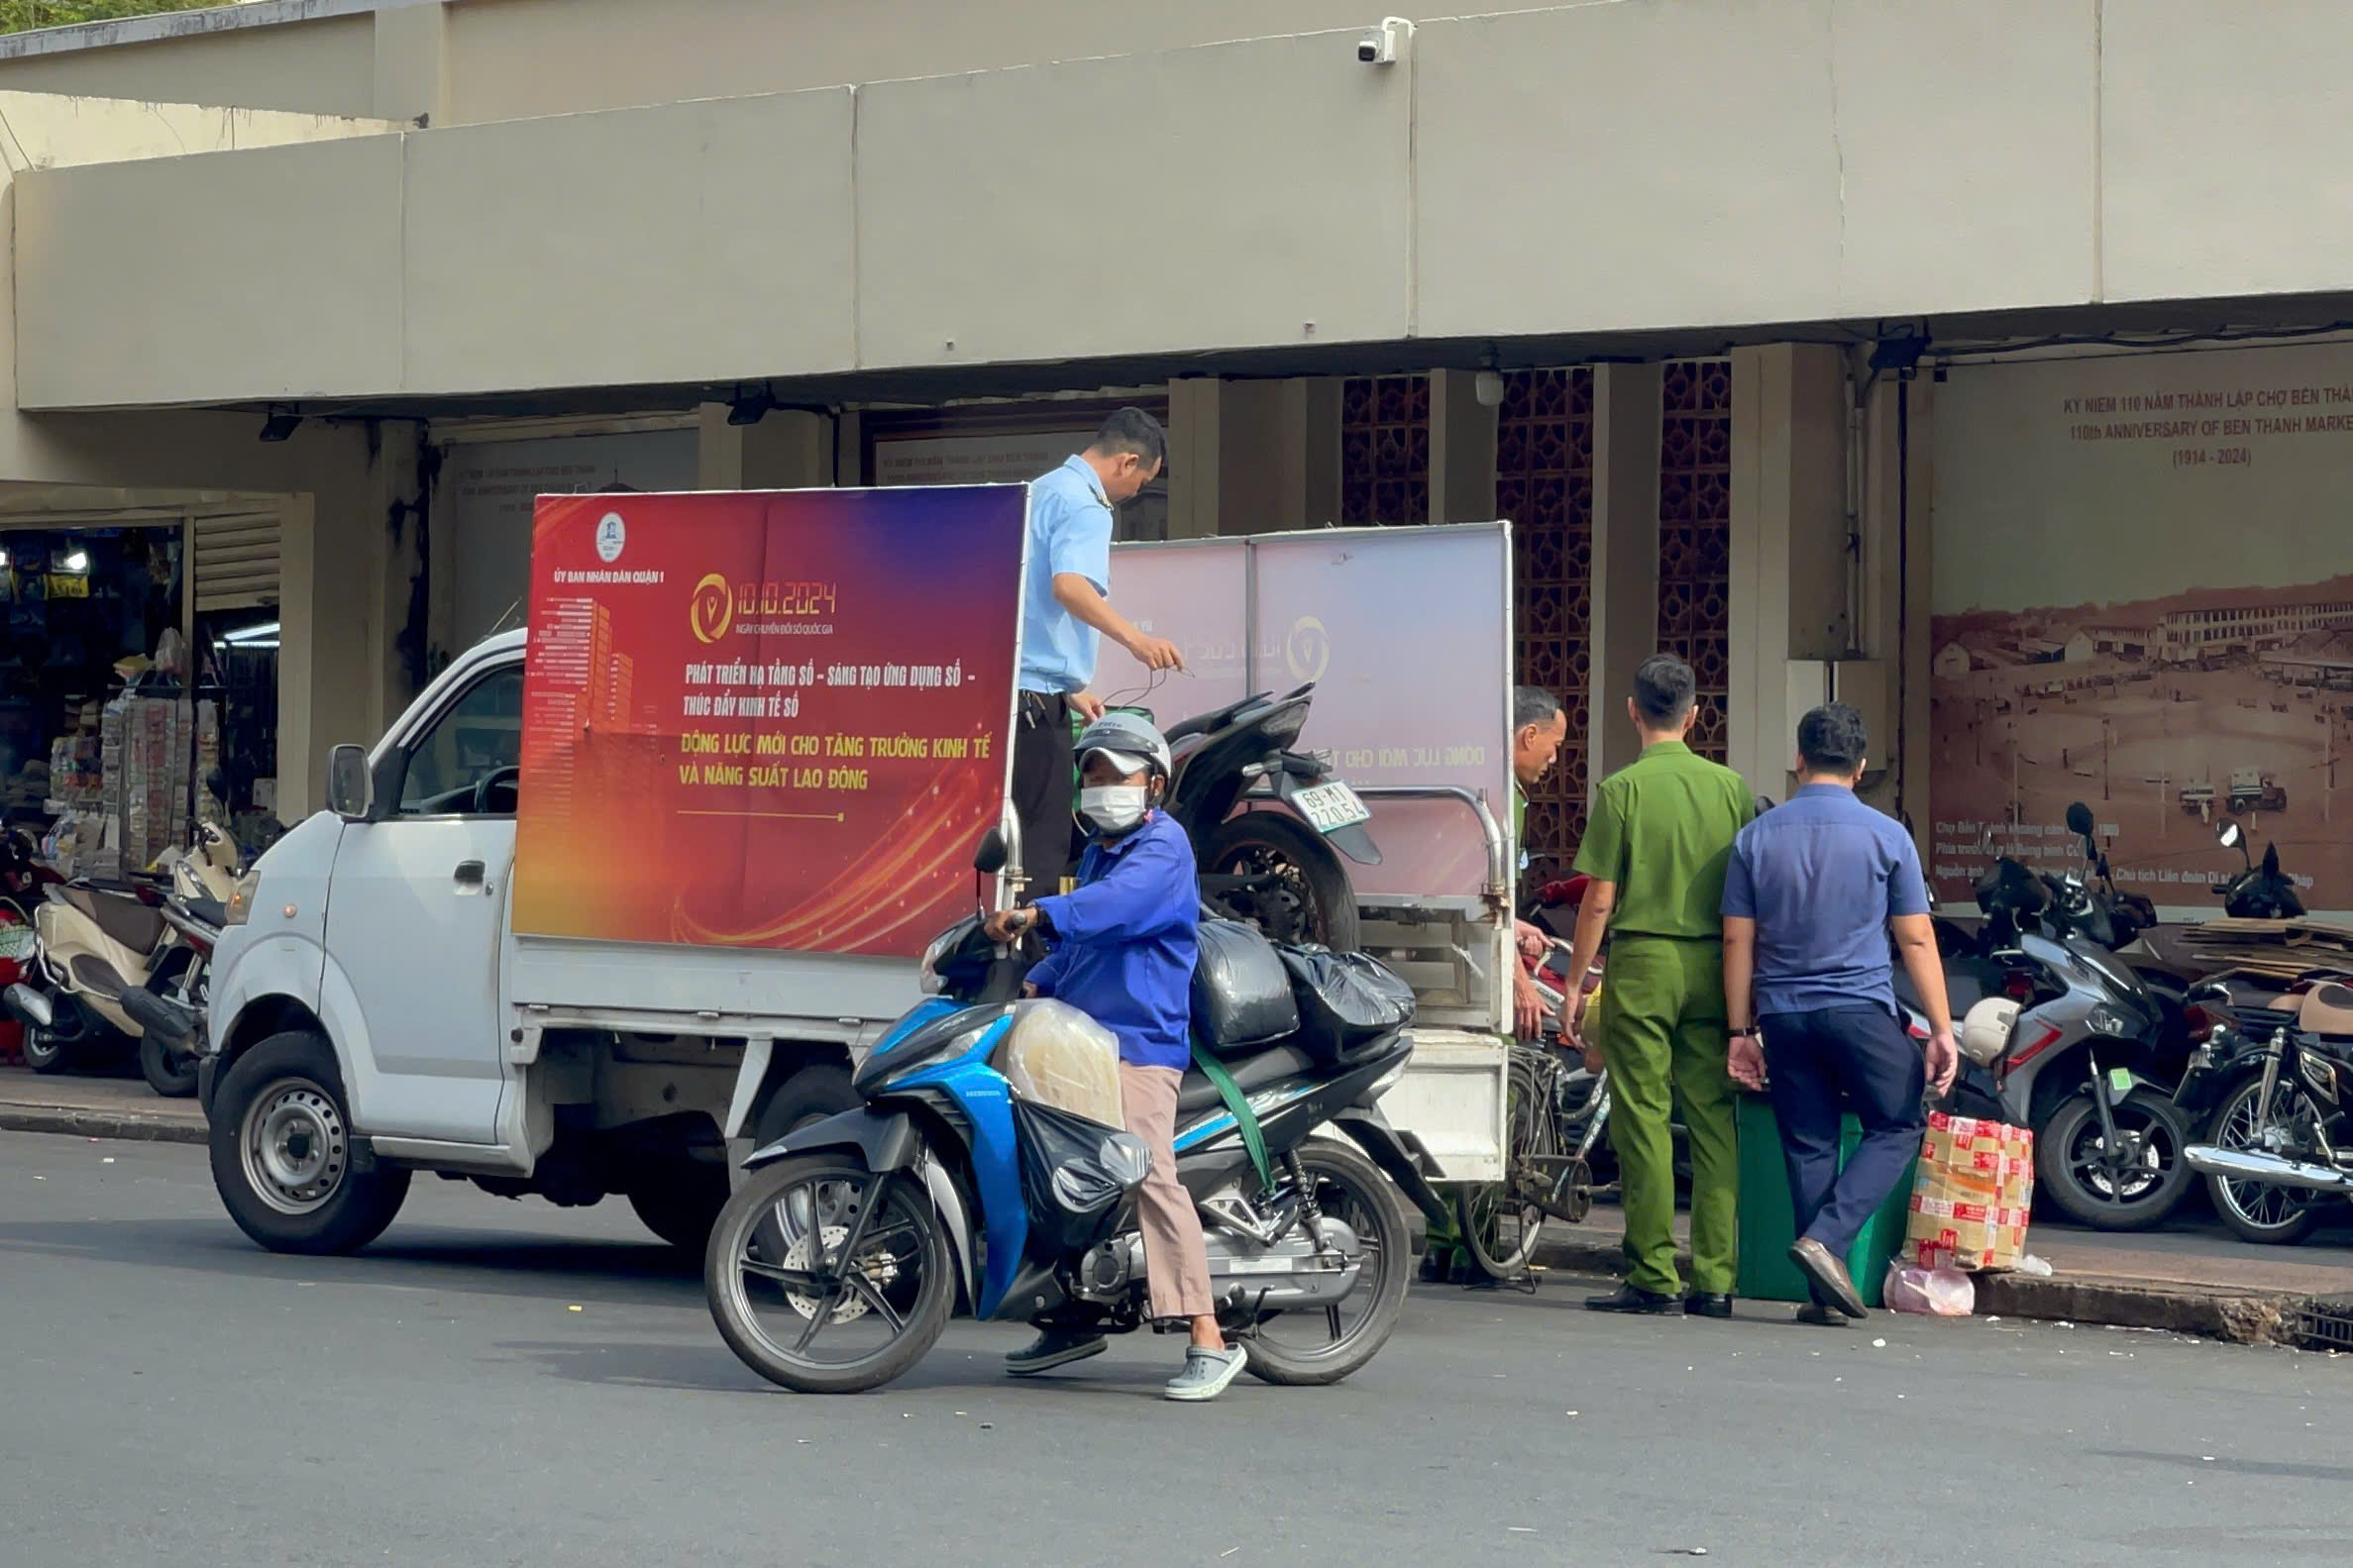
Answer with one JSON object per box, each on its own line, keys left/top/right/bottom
{"left": 224, "top": 870, "right": 261, "bottom": 927}
{"left": 917, "top": 923, "right": 972, "bottom": 995}
{"left": 1368, "top": 1059, "right": 1409, "bottom": 1099}
{"left": 2086, "top": 1001, "right": 2137, "bottom": 1039}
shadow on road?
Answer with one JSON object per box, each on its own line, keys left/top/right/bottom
{"left": 0, "top": 1214, "right": 709, "bottom": 1308}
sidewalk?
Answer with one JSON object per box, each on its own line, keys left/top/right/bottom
{"left": 0, "top": 1069, "right": 207, "bottom": 1144}
{"left": 1532, "top": 1204, "right": 2353, "bottom": 1346}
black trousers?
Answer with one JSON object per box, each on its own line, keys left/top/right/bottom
{"left": 1010, "top": 690, "right": 1073, "bottom": 891}
{"left": 1761, "top": 1003, "right": 1926, "bottom": 1262}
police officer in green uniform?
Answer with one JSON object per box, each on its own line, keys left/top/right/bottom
{"left": 1559, "top": 655, "right": 1754, "bottom": 1316}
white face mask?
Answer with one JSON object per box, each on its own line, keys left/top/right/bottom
{"left": 1078, "top": 784, "right": 1151, "bottom": 837}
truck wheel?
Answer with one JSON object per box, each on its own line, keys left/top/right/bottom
{"left": 627, "top": 1164, "right": 732, "bottom": 1253}
{"left": 752, "top": 1064, "right": 860, "bottom": 1150}
{"left": 209, "top": 1032, "right": 410, "bottom": 1255}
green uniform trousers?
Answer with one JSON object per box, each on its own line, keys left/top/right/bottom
{"left": 1595, "top": 934, "right": 1739, "bottom": 1298}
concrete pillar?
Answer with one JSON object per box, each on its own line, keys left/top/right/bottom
{"left": 1161, "top": 377, "right": 1339, "bottom": 539}
{"left": 372, "top": 1, "right": 450, "bottom": 126}
{"left": 697, "top": 404, "right": 834, "bottom": 489}
{"left": 1727, "top": 343, "right": 1852, "bottom": 801}
{"left": 1586, "top": 363, "right": 1663, "bottom": 783}
{"left": 1429, "top": 369, "right": 1499, "bottom": 526}
{"left": 367, "top": 421, "right": 432, "bottom": 737}
{"left": 1854, "top": 373, "right": 1938, "bottom": 847}
{"left": 1164, "top": 379, "right": 1219, "bottom": 540}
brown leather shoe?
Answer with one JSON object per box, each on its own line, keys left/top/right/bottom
{"left": 1788, "top": 1238, "right": 1868, "bottom": 1319}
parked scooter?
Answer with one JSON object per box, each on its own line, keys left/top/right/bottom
{"left": 1909, "top": 806, "right": 2193, "bottom": 1231}
{"left": 1109, "top": 683, "right": 1379, "bottom": 951}
{"left": 703, "top": 830, "right": 1431, "bottom": 1396}
{"left": 5, "top": 816, "right": 243, "bottom": 1096}
{"left": 2181, "top": 977, "right": 2353, "bottom": 1244}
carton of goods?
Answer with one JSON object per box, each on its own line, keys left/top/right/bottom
{"left": 1905, "top": 1112, "right": 2033, "bottom": 1273}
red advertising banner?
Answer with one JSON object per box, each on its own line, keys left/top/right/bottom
{"left": 513, "top": 487, "right": 1025, "bottom": 958}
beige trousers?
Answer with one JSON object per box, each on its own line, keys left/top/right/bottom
{"left": 1120, "top": 1063, "right": 1216, "bottom": 1321}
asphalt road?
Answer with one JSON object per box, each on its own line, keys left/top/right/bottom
{"left": 4, "top": 1136, "right": 2347, "bottom": 1568}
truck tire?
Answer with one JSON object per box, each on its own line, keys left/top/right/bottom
{"left": 627, "top": 1164, "right": 731, "bottom": 1253}
{"left": 752, "top": 1064, "right": 860, "bottom": 1150}
{"left": 209, "top": 1032, "right": 410, "bottom": 1255}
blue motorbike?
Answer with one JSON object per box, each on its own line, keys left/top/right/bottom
{"left": 703, "top": 831, "right": 1444, "bottom": 1395}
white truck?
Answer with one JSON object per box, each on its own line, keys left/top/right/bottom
{"left": 197, "top": 511, "right": 1512, "bottom": 1258}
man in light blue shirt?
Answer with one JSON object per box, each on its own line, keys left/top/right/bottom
{"left": 1012, "top": 409, "right": 1183, "bottom": 887}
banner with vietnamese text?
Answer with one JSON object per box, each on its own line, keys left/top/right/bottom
{"left": 513, "top": 487, "right": 1024, "bottom": 958}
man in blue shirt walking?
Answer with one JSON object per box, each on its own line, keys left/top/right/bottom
{"left": 1013, "top": 410, "right": 1184, "bottom": 890}
{"left": 985, "top": 712, "right": 1243, "bottom": 1402}
{"left": 1720, "top": 703, "right": 1959, "bottom": 1323}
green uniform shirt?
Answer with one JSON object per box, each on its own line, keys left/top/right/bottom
{"left": 1571, "top": 740, "right": 1753, "bottom": 941}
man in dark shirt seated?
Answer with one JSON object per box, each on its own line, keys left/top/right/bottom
{"left": 1720, "top": 703, "right": 1959, "bottom": 1324}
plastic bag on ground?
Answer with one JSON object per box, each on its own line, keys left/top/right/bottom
{"left": 1883, "top": 1262, "right": 1976, "bottom": 1316}
{"left": 996, "top": 998, "right": 1123, "bottom": 1127}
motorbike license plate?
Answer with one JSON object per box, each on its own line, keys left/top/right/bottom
{"left": 1293, "top": 781, "right": 1372, "bottom": 834}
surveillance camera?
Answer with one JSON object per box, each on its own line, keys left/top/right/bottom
{"left": 1357, "top": 16, "right": 1412, "bottom": 65}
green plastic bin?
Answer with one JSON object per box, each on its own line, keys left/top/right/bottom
{"left": 1734, "top": 1094, "right": 1918, "bottom": 1308}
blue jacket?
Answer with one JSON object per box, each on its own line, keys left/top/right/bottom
{"left": 1027, "top": 810, "right": 1199, "bottom": 1071}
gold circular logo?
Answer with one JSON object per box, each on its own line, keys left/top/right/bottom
{"left": 690, "top": 574, "right": 734, "bottom": 644}
{"left": 1285, "top": 615, "right": 1331, "bottom": 681}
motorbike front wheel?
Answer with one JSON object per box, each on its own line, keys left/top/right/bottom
{"left": 139, "top": 1032, "right": 200, "bottom": 1098}
{"left": 705, "top": 1153, "right": 953, "bottom": 1395}
{"left": 2204, "top": 1076, "right": 2325, "bottom": 1246}
{"left": 2035, "top": 1093, "right": 2193, "bottom": 1231}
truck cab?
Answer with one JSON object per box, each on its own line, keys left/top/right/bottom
{"left": 200, "top": 632, "right": 870, "bottom": 1256}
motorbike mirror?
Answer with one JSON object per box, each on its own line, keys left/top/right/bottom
{"left": 203, "top": 768, "right": 228, "bottom": 801}
{"left": 972, "top": 829, "right": 1009, "bottom": 876}
{"left": 326, "top": 745, "right": 372, "bottom": 823}
{"left": 2065, "top": 801, "right": 2095, "bottom": 837}
{"left": 1754, "top": 795, "right": 1775, "bottom": 815}
{"left": 2217, "top": 821, "right": 2244, "bottom": 851}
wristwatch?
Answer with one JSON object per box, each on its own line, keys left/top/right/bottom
{"left": 1728, "top": 1028, "right": 1758, "bottom": 1041}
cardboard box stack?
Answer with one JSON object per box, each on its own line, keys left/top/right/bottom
{"left": 105, "top": 693, "right": 191, "bottom": 876}
{"left": 1905, "top": 1112, "right": 2034, "bottom": 1273}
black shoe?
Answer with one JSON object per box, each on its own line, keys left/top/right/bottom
{"left": 1788, "top": 1238, "right": 1869, "bottom": 1320}
{"left": 1584, "top": 1285, "right": 1682, "bottom": 1315}
{"left": 1794, "top": 1303, "right": 1847, "bottom": 1328}
{"left": 1005, "top": 1328, "right": 1107, "bottom": 1376}
{"left": 1684, "top": 1293, "right": 1734, "bottom": 1319}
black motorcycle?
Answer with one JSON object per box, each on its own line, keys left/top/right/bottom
{"left": 2182, "top": 979, "right": 2353, "bottom": 1245}
{"left": 1109, "top": 683, "right": 1381, "bottom": 951}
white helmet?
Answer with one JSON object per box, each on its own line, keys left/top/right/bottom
{"left": 1074, "top": 710, "right": 1172, "bottom": 782}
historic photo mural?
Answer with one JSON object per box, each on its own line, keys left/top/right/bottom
{"left": 1931, "top": 341, "right": 2353, "bottom": 912}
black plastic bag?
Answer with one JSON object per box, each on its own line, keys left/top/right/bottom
{"left": 1190, "top": 917, "right": 1300, "bottom": 1055}
{"left": 1013, "top": 1097, "right": 1151, "bottom": 1253}
{"left": 1278, "top": 944, "right": 1416, "bottom": 1061}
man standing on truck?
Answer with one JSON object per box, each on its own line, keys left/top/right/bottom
{"left": 1562, "top": 655, "right": 1752, "bottom": 1318}
{"left": 1014, "top": 410, "right": 1186, "bottom": 891}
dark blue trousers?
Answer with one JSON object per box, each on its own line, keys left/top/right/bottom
{"left": 1760, "top": 1004, "right": 1926, "bottom": 1266}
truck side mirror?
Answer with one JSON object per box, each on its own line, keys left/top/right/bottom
{"left": 328, "top": 746, "right": 373, "bottom": 822}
